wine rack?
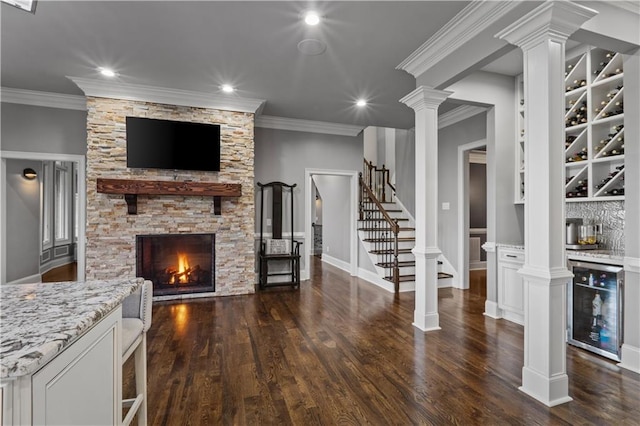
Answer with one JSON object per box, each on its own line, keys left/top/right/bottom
{"left": 564, "top": 47, "right": 625, "bottom": 202}
{"left": 514, "top": 46, "right": 626, "bottom": 204}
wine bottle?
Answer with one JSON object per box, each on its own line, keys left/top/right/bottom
{"left": 589, "top": 316, "right": 601, "bottom": 347}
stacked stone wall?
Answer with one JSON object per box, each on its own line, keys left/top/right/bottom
{"left": 85, "top": 98, "right": 255, "bottom": 296}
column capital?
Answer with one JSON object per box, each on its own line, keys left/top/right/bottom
{"left": 495, "top": 0, "right": 597, "bottom": 51}
{"left": 399, "top": 86, "right": 452, "bottom": 112}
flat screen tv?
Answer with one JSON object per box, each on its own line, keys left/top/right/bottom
{"left": 126, "top": 117, "right": 221, "bottom": 172}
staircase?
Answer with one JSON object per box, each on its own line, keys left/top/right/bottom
{"left": 359, "top": 160, "right": 452, "bottom": 293}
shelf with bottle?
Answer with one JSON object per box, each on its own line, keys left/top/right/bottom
{"left": 565, "top": 164, "right": 589, "bottom": 199}
{"left": 592, "top": 81, "right": 623, "bottom": 121}
{"left": 593, "top": 163, "right": 624, "bottom": 197}
{"left": 514, "top": 73, "right": 525, "bottom": 204}
{"left": 565, "top": 90, "right": 588, "bottom": 129}
{"left": 591, "top": 49, "right": 623, "bottom": 84}
{"left": 592, "top": 122, "right": 624, "bottom": 160}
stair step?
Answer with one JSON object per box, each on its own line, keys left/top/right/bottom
{"left": 369, "top": 248, "right": 413, "bottom": 254}
{"left": 359, "top": 227, "right": 415, "bottom": 232}
{"left": 383, "top": 272, "right": 453, "bottom": 282}
{"left": 359, "top": 218, "right": 409, "bottom": 222}
{"left": 363, "top": 208, "right": 402, "bottom": 213}
{"left": 363, "top": 237, "right": 415, "bottom": 243}
{"left": 376, "top": 261, "right": 415, "bottom": 268}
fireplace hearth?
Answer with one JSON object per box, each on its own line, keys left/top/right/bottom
{"left": 136, "top": 233, "right": 215, "bottom": 296}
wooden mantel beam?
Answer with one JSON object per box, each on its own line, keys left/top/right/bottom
{"left": 96, "top": 178, "right": 242, "bottom": 215}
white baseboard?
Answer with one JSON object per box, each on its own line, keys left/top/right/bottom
{"left": 438, "top": 277, "right": 453, "bottom": 288}
{"left": 438, "top": 254, "right": 459, "bottom": 287}
{"left": 618, "top": 344, "right": 640, "bottom": 374}
{"left": 357, "top": 267, "right": 416, "bottom": 293}
{"left": 484, "top": 300, "right": 502, "bottom": 319}
{"left": 470, "top": 261, "right": 486, "bottom": 271}
{"left": 6, "top": 273, "right": 42, "bottom": 285}
{"left": 321, "top": 254, "right": 351, "bottom": 273}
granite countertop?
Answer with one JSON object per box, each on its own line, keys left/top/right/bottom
{"left": 0, "top": 278, "right": 143, "bottom": 379}
{"left": 496, "top": 243, "right": 624, "bottom": 264}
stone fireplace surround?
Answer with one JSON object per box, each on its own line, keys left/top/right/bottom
{"left": 85, "top": 97, "right": 255, "bottom": 298}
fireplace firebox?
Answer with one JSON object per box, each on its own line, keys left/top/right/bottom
{"left": 136, "top": 233, "right": 215, "bottom": 296}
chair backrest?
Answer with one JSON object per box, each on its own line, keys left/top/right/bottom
{"left": 122, "top": 280, "right": 153, "bottom": 332}
{"left": 257, "top": 181, "right": 297, "bottom": 252}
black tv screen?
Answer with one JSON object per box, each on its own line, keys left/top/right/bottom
{"left": 126, "top": 117, "right": 221, "bottom": 172}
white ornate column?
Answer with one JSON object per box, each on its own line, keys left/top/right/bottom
{"left": 400, "top": 86, "right": 451, "bottom": 331}
{"left": 496, "top": 1, "right": 597, "bottom": 406}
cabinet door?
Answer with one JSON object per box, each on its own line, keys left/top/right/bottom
{"left": 498, "top": 260, "right": 524, "bottom": 324}
{"left": 32, "top": 307, "right": 121, "bottom": 426}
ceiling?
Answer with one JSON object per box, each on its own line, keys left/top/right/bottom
{"left": 1, "top": 1, "right": 483, "bottom": 130}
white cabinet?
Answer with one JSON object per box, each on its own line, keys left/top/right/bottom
{"left": 2, "top": 307, "right": 122, "bottom": 425}
{"left": 498, "top": 247, "right": 525, "bottom": 325}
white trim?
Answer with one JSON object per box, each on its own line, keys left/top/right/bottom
{"left": 618, "top": 344, "right": 640, "bottom": 374}
{"left": 482, "top": 241, "right": 497, "bottom": 253}
{"left": 67, "top": 77, "right": 266, "bottom": 114}
{"left": 321, "top": 254, "right": 351, "bottom": 273}
{"left": 470, "top": 261, "right": 487, "bottom": 271}
{"left": 1, "top": 151, "right": 86, "bottom": 283}
{"left": 624, "top": 256, "right": 640, "bottom": 273}
{"left": 437, "top": 254, "right": 459, "bottom": 287}
{"left": 457, "top": 139, "right": 487, "bottom": 290}
{"left": 304, "top": 168, "right": 358, "bottom": 281}
{"left": 358, "top": 267, "right": 415, "bottom": 293}
{"left": 396, "top": 0, "right": 521, "bottom": 77}
{"left": 6, "top": 273, "right": 42, "bottom": 285}
{"left": 392, "top": 195, "right": 415, "bottom": 227}
{"left": 438, "top": 105, "right": 486, "bottom": 129}
{"left": 255, "top": 115, "right": 363, "bottom": 137}
{"left": 484, "top": 300, "right": 502, "bottom": 319}
{"left": 1, "top": 87, "right": 86, "bottom": 111}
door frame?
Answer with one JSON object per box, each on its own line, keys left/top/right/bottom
{"left": 457, "top": 139, "right": 486, "bottom": 290}
{"left": 1, "top": 150, "right": 86, "bottom": 283}
{"left": 304, "top": 168, "right": 358, "bottom": 280}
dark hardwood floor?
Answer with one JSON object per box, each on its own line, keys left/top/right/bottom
{"left": 41, "top": 262, "right": 77, "bottom": 282}
{"left": 125, "top": 257, "right": 639, "bottom": 425}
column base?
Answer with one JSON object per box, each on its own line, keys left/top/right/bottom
{"left": 483, "top": 300, "right": 501, "bottom": 319}
{"left": 520, "top": 367, "right": 572, "bottom": 407}
{"left": 413, "top": 312, "right": 441, "bottom": 332}
{"left": 618, "top": 344, "right": 640, "bottom": 374}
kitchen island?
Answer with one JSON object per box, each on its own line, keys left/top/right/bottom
{"left": 1, "top": 278, "right": 144, "bottom": 425}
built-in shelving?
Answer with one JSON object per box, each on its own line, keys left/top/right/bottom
{"left": 515, "top": 46, "right": 627, "bottom": 204}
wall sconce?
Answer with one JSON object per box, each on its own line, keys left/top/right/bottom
{"left": 23, "top": 168, "right": 37, "bottom": 180}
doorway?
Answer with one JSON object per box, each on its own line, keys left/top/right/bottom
{"left": 312, "top": 185, "right": 323, "bottom": 258}
{"left": 457, "top": 140, "right": 487, "bottom": 294}
{"left": 1, "top": 151, "right": 86, "bottom": 284}
{"left": 303, "top": 169, "right": 358, "bottom": 281}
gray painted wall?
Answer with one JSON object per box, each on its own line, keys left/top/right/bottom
{"left": 254, "top": 127, "right": 363, "bottom": 233}
{"left": 394, "top": 128, "right": 415, "bottom": 217}
{"left": 5, "top": 159, "right": 41, "bottom": 282}
{"left": 438, "top": 113, "right": 487, "bottom": 272}
{"left": 1, "top": 103, "right": 87, "bottom": 154}
{"left": 313, "top": 175, "right": 351, "bottom": 263}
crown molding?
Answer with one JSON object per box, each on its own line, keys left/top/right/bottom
{"left": 606, "top": 1, "right": 640, "bottom": 15}
{"left": 255, "top": 115, "right": 364, "bottom": 137}
{"left": 1, "top": 87, "right": 86, "bottom": 110}
{"left": 396, "top": 0, "right": 522, "bottom": 78}
{"left": 67, "top": 77, "right": 265, "bottom": 114}
{"left": 400, "top": 86, "right": 452, "bottom": 111}
{"left": 495, "top": 1, "right": 598, "bottom": 51}
{"left": 438, "top": 105, "right": 486, "bottom": 129}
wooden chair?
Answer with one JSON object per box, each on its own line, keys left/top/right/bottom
{"left": 257, "top": 182, "right": 301, "bottom": 289}
{"left": 121, "top": 280, "right": 153, "bottom": 426}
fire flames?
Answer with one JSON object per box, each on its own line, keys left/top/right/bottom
{"left": 169, "top": 252, "right": 191, "bottom": 285}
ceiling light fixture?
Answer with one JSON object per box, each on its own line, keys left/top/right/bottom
{"left": 356, "top": 99, "right": 367, "bottom": 107}
{"left": 304, "top": 11, "right": 320, "bottom": 26}
{"left": 99, "top": 67, "right": 116, "bottom": 78}
{"left": 1, "top": 0, "right": 37, "bottom": 14}
{"left": 221, "top": 84, "right": 235, "bottom": 93}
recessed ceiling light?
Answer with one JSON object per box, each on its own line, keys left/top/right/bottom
{"left": 356, "top": 99, "right": 367, "bottom": 107}
{"left": 221, "top": 84, "right": 235, "bottom": 93}
{"left": 297, "top": 39, "right": 326, "bottom": 56}
{"left": 304, "top": 11, "right": 320, "bottom": 26}
{"left": 99, "top": 67, "right": 116, "bottom": 78}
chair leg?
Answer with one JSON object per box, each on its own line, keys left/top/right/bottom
{"left": 134, "top": 334, "right": 148, "bottom": 426}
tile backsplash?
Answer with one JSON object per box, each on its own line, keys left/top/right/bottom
{"left": 566, "top": 201, "right": 624, "bottom": 252}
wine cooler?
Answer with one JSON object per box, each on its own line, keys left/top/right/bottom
{"left": 567, "top": 260, "right": 624, "bottom": 361}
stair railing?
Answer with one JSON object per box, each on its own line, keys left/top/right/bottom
{"left": 359, "top": 172, "right": 400, "bottom": 293}
{"left": 363, "top": 159, "right": 396, "bottom": 203}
